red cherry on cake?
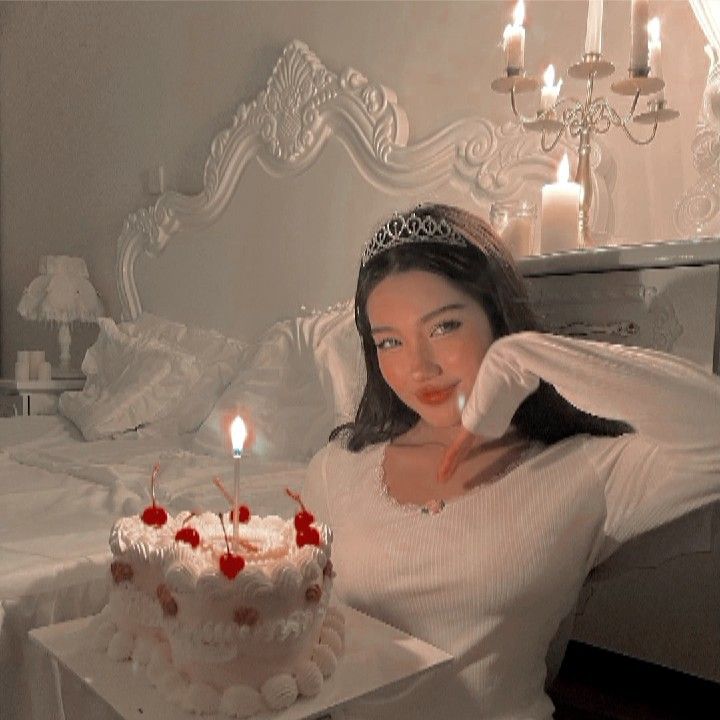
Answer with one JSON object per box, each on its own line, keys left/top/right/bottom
{"left": 230, "top": 505, "right": 251, "bottom": 523}
{"left": 294, "top": 509, "right": 314, "bottom": 531}
{"left": 286, "top": 487, "right": 320, "bottom": 546}
{"left": 296, "top": 526, "right": 321, "bottom": 547}
{"left": 219, "top": 552, "right": 245, "bottom": 579}
{"left": 175, "top": 527, "right": 200, "bottom": 548}
{"left": 141, "top": 504, "right": 168, "bottom": 527}
{"left": 141, "top": 462, "right": 167, "bottom": 526}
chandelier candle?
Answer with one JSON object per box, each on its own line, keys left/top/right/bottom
{"left": 229, "top": 415, "right": 247, "bottom": 551}
{"left": 584, "top": 0, "right": 604, "bottom": 56}
{"left": 540, "top": 65, "right": 562, "bottom": 112}
{"left": 503, "top": 0, "right": 525, "bottom": 73}
{"left": 648, "top": 18, "right": 663, "bottom": 102}
{"left": 630, "top": 0, "right": 650, "bottom": 73}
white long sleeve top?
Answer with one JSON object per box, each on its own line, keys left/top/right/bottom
{"left": 302, "top": 332, "right": 720, "bottom": 720}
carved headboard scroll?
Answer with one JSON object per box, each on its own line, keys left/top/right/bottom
{"left": 117, "top": 40, "right": 614, "bottom": 334}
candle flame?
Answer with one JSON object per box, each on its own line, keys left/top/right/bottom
{"left": 543, "top": 64, "right": 555, "bottom": 88}
{"left": 557, "top": 153, "right": 570, "bottom": 183}
{"left": 230, "top": 415, "right": 247, "bottom": 452}
{"left": 512, "top": 0, "right": 525, "bottom": 27}
{"left": 647, "top": 17, "right": 660, "bottom": 45}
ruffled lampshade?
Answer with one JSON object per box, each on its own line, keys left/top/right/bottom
{"left": 18, "top": 255, "right": 104, "bottom": 373}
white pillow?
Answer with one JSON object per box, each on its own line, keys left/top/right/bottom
{"left": 59, "top": 315, "right": 248, "bottom": 440}
{"left": 312, "top": 301, "right": 365, "bottom": 423}
{"left": 194, "top": 301, "right": 364, "bottom": 461}
{"left": 59, "top": 317, "right": 202, "bottom": 440}
{"left": 121, "top": 313, "right": 248, "bottom": 434}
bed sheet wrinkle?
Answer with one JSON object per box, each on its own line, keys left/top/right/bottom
{"left": 0, "top": 414, "right": 82, "bottom": 451}
{"left": 7, "top": 427, "right": 311, "bottom": 515}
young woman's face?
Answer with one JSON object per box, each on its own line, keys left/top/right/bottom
{"left": 366, "top": 269, "right": 495, "bottom": 428}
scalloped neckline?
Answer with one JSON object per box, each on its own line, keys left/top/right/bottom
{"left": 373, "top": 439, "right": 545, "bottom": 515}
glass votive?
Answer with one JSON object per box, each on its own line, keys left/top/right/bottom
{"left": 490, "top": 200, "right": 538, "bottom": 259}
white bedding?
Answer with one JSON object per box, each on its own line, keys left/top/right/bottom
{"left": 0, "top": 415, "right": 307, "bottom": 720}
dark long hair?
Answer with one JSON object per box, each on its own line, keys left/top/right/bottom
{"left": 332, "top": 203, "right": 632, "bottom": 451}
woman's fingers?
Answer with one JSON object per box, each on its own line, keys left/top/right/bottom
{"left": 437, "top": 427, "right": 476, "bottom": 484}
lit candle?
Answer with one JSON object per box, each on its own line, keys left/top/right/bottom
{"left": 503, "top": 0, "right": 526, "bottom": 72}
{"left": 229, "top": 416, "right": 247, "bottom": 551}
{"left": 648, "top": 17, "right": 664, "bottom": 101}
{"left": 540, "top": 65, "right": 563, "bottom": 112}
{"left": 630, "top": 0, "right": 649, "bottom": 73}
{"left": 541, "top": 153, "right": 582, "bottom": 253}
{"left": 584, "top": 0, "right": 604, "bottom": 56}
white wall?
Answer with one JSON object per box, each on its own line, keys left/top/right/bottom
{"left": 0, "top": 0, "right": 708, "bottom": 375}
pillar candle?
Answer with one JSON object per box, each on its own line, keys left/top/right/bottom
{"left": 541, "top": 154, "right": 582, "bottom": 253}
{"left": 630, "top": 0, "right": 650, "bottom": 72}
{"left": 584, "top": 0, "right": 604, "bottom": 55}
{"left": 503, "top": 0, "right": 526, "bottom": 71}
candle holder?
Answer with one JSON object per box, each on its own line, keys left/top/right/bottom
{"left": 492, "top": 51, "right": 679, "bottom": 247}
{"left": 490, "top": 73, "right": 539, "bottom": 96}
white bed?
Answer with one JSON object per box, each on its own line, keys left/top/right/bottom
{"left": 1, "top": 40, "right": 717, "bottom": 720}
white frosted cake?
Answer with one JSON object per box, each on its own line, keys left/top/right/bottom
{"left": 93, "top": 499, "right": 344, "bottom": 717}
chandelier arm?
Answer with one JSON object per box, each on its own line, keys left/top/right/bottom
{"left": 566, "top": 115, "right": 585, "bottom": 139}
{"left": 593, "top": 114, "right": 613, "bottom": 134}
{"left": 628, "top": 89, "right": 641, "bottom": 118}
{"left": 561, "top": 104, "right": 585, "bottom": 133}
{"left": 510, "top": 85, "right": 540, "bottom": 125}
{"left": 620, "top": 118, "right": 658, "bottom": 146}
{"left": 556, "top": 96, "right": 584, "bottom": 112}
{"left": 540, "top": 126, "right": 566, "bottom": 152}
{"left": 603, "top": 100, "right": 626, "bottom": 128}
{"left": 587, "top": 98, "right": 608, "bottom": 125}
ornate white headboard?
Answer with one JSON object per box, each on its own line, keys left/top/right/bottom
{"left": 116, "top": 40, "right": 615, "bottom": 341}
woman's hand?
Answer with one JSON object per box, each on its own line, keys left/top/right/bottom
{"left": 437, "top": 426, "right": 478, "bottom": 484}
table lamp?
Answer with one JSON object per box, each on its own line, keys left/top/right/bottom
{"left": 17, "top": 255, "right": 104, "bottom": 378}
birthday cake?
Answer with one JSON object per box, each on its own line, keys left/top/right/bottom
{"left": 93, "top": 490, "right": 343, "bottom": 717}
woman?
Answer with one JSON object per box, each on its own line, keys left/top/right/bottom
{"left": 302, "top": 204, "right": 720, "bottom": 720}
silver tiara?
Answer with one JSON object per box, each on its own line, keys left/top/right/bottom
{"left": 361, "top": 210, "right": 469, "bottom": 266}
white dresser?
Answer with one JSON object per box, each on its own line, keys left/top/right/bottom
{"left": 518, "top": 238, "right": 720, "bottom": 374}
{"left": 518, "top": 237, "right": 720, "bottom": 683}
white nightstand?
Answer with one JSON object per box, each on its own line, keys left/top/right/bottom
{"left": 0, "top": 378, "right": 85, "bottom": 416}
